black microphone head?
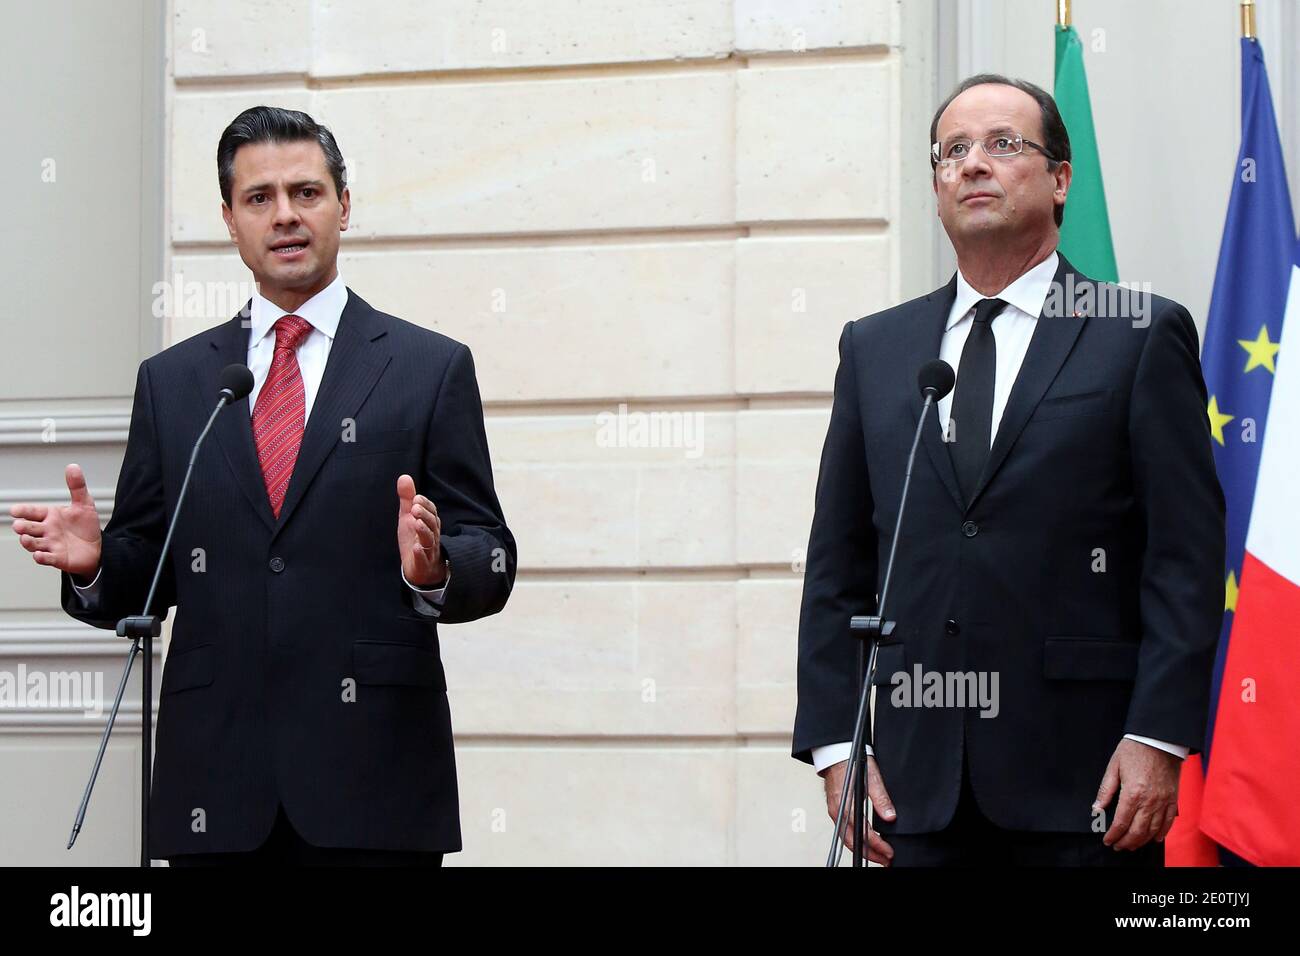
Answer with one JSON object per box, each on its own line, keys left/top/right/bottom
{"left": 219, "top": 363, "right": 255, "bottom": 402}
{"left": 918, "top": 359, "right": 956, "bottom": 401}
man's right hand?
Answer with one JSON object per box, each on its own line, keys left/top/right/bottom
{"left": 9, "top": 464, "right": 102, "bottom": 581}
{"left": 823, "top": 755, "right": 897, "bottom": 865}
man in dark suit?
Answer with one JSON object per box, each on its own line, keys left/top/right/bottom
{"left": 793, "top": 76, "right": 1224, "bottom": 866}
{"left": 9, "top": 106, "right": 515, "bottom": 865}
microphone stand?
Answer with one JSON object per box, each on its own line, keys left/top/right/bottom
{"left": 67, "top": 388, "right": 237, "bottom": 866}
{"left": 826, "top": 385, "right": 942, "bottom": 868}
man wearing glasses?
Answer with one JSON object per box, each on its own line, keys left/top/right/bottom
{"left": 793, "top": 75, "right": 1224, "bottom": 866}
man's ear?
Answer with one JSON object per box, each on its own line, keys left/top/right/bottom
{"left": 221, "top": 201, "right": 237, "bottom": 242}
{"left": 338, "top": 186, "right": 351, "bottom": 232}
{"left": 1053, "top": 160, "right": 1072, "bottom": 209}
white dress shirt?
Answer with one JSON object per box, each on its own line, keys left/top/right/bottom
{"left": 72, "top": 273, "right": 448, "bottom": 612}
{"left": 811, "top": 252, "right": 1188, "bottom": 773}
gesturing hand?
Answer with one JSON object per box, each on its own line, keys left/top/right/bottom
{"left": 10, "top": 464, "right": 103, "bottom": 581}
{"left": 397, "top": 474, "right": 447, "bottom": 588}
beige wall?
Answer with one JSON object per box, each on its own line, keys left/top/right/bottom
{"left": 165, "top": 0, "right": 925, "bottom": 866}
{"left": 0, "top": 0, "right": 164, "bottom": 866}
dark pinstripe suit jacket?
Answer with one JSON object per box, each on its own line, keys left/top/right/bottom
{"left": 793, "top": 255, "right": 1224, "bottom": 834}
{"left": 62, "top": 289, "right": 515, "bottom": 857}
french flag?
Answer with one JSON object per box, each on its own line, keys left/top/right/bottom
{"left": 1199, "top": 240, "right": 1300, "bottom": 867}
{"left": 1166, "top": 37, "right": 1295, "bottom": 867}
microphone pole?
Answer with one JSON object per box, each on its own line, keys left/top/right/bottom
{"left": 67, "top": 364, "right": 254, "bottom": 866}
{"left": 826, "top": 359, "right": 955, "bottom": 868}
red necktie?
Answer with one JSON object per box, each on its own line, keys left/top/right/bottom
{"left": 252, "top": 314, "right": 314, "bottom": 518}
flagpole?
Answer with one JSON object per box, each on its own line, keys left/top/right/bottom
{"left": 1057, "top": 0, "right": 1071, "bottom": 28}
{"left": 1240, "top": 0, "right": 1256, "bottom": 40}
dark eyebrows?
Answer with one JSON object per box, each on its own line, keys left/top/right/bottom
{"left": 941, "top": 123, "right": 1019, "bottom": 141}
{"left": 240, "top": 179, "right": 327, "bottom": 197}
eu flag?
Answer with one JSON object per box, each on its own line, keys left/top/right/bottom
{"left": 1167, "top": 37, "right": 1296, "bottom": 866}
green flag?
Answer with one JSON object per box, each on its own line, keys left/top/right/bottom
{"left": 1054, "top": 24, "right": 1118, "bottom": 282}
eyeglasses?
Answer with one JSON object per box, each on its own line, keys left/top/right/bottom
{"left": 931, "top": 132, "right": 1059, "bottom": 167}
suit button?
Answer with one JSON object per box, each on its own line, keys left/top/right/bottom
{"left": 961, "top": 520, "right": 979, "bottom": 538}
{"left": 945, "top": 619, "right": 961, "bottom": 636}
{"left": 269, "top": 557, "right": 285, "bottom": 573}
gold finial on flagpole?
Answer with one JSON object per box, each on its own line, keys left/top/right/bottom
{"left": 1241, "top": 0, "right": 1257, "bottom": 39}
{"left": 1057, "top": 0, "right": 1072, "bottom": 28}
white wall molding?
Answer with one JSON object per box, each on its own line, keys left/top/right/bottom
{"left": 0, "top": 412, "right": 131, "bottom": 446}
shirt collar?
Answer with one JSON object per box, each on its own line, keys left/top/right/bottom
{"left": 248, "top": 273, "right": 348, "bottom": 348}
{"left": 946, "top": 251, "right": 1059, "bottom": 331}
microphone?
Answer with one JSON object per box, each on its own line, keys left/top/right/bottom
{"left": 918, "top": 359, "right": 956, "bottom": 401}
{"left": 829, "top": 359, "right": 953, "bottom": 868}
{"left": 69, "top": 363, "right": 252, "bottom": 866}
{"left": 219, "top": 363, "right": 255, "bottom": 403}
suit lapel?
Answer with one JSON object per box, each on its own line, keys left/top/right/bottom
{"left": 193, "top": 308, "right": 277, "bottom": 533}
{"left": 906, "top": 275, "right": 966, "bottom": 513}
{"left": 271, "top": 290, "right": 392, "bottom": 537}
{"left": 964, "top": 254, "right": 1089, "bottom": 511}
{"left": 190, "top": 290, "right": 394, "bottom": 537}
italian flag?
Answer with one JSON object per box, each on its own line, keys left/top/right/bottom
{"left": 1054, "top": 23, "right": 1119, "bottom": 282}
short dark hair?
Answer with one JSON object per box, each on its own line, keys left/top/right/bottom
{"left": 217, "top": 105, "right": 347, "bottom": 206}
{"left": 929, "top": 74, "right": 1071, "bottom": 227}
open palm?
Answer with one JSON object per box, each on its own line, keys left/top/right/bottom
{"left": 9, "top": 463, "right": 102, "bottom": 579}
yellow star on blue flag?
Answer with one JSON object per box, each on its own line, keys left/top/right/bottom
{"left": 1207, "top": 395, "right": 1234, "bottom": 446}
{"left": 1238, "top": 324, "right": 1281, "bottom": 374}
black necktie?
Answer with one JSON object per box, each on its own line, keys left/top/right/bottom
{"left": 949, "top": 297, "right": 1006, "bottom": 502}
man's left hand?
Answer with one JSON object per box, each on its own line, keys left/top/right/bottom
{"left": 397, "top": 474, "right": 447, "bottom": 588}
{"left": 1094, "top": 737, "right": 1181, "bottom": 850}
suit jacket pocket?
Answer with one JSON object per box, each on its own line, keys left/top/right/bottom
{"left": 1029, "top": 389, "right": 1111, "bottom": 423}
{"left": 870, "top": 641, "right": 906, "bottom": 686}
{"left": 161, "top": 643, "right": 214, "bottom": 696}
{"left": 1043, "top": 637, "right": 1139, "bottom": 681}
{"left": 353, "top": 639, "right": 446, "bottom": 690}
{"left": 334, "top": 428, "right": 413, "bottom": 458}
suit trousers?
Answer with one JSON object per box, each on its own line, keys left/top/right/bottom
{"left": 884, "top": 747, "right": 1164, "bottom": 867}
{"left": 166, "top": 805, "right": 445, "bottom": 867}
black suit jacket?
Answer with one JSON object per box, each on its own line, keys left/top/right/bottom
{"left": 62, "top": 290, "right": 516, "bottom": 857}
{"left": 793, "top": 254, "right": 1225, "bottom": 834}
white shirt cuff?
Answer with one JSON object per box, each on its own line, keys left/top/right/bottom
{"left": 812, "top": 741, "right": 868, "bottom": 773}
{"left": 812, "top": 736, "right": 1184, "bottom": 775}
{"left": 70, "top": 566, "right": 103, "bottom": 605}
{"left": 403, "top": 564, "right": 449, "bottom": 618}
{"left": 1123, "top": 733, "right": 1188, "bottom": 759}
